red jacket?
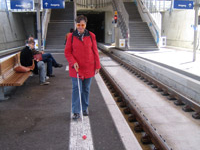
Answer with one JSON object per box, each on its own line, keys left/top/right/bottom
{"left": 64, "top": 30, "right": 101, "bottom": 79}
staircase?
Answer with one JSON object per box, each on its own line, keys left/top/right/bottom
{"left": 124, "top": 2, "right": 158, "bottom": 50}
{"left": 45, "top": 2, "right": 74, "bottom": 52}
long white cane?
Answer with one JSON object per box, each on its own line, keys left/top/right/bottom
{"left": 77, "top": 73, "right": 87, "bottom": 140}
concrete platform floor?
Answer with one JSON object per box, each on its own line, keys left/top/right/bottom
{"left": 0, "top": 54, "right": 126, "bottom": 150}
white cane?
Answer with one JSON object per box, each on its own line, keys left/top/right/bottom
{"left": 77, "top": 72, "right": 87, "bottom": 140}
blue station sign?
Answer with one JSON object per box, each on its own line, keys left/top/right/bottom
{"left": 10, "top": 0, "right": 33, "bottom": 9}
{"left": 174, "top": 0, "right": 194, "bottom": 9}
{"left": 43, "top": 0, "right": 65, "bottom": 9}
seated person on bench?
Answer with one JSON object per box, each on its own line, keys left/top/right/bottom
{"left": 20, "top": 39, "right": 50, "bottom": 85}
{"left": 27, "top": 36, "right": 63, "bottom": 77}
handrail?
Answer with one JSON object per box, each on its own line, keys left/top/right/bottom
{"left": 112, "top": 0, "right": 129, "bottom": 38}
{"left": 136, "top": 0, "right": 163, "bottom": 47}
{"left": 112, "top": 0, "right": 129, "bottom": 48}
{"left": 142, "top": 0, "right": 172, "bottom": 12}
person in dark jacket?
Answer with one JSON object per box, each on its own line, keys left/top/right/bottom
{"left": 65, "top": 15, "right": 101, "bottom": 119}
{"left": 27, "top": 36, "right": 63, "bottom": 77}
{"left": 20, "top": 39, "right": 50, "bottom": 85}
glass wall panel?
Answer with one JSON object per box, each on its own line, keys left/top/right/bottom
{"left": 0, "top": 0, "right": 7, "bottom": 10}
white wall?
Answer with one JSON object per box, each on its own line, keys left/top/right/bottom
{"left": 105, "top": 11, "right": 115, "bottom": 43}
{"left": 162, "top": 10, "right": 194, "bottom": 49}
{"left": 0, "top": 11, "right": 26, "bottom": 51}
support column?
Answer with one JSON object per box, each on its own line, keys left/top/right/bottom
{"left": 35, "top": 0, "right": 42, "bottom": 51}
{"left": 193, "top": 0, "right": 199, "bottom": 61}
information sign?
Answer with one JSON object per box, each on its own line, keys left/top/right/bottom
{"left": 10, "top": 0, "right": 33, "bottom": 9}
{"left": 174, "top": 0, "right": 194, "bottom": 9}
{"left": 119, "top": 39, "right": 125, "bottom": 48}
{"left": 43, "top": 0, "right": 65, "bottom": 9}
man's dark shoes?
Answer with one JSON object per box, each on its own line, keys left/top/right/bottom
{"left": 83, "top": 110, "right": 89, "bottom": 116}
{"left": 55, "top": 63, "right": 63, "bottom": 68}
{"left": 48, "top": 74, "right": 55, "bottom": 77}
{"left": 72, "top": 113, "right": 80, "bottom": 120}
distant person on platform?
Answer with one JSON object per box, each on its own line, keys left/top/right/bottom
{"left": 65, "top": 15, "right": 101, "bottom": 119}
{"left": 20, "top": 39, "right": 50, "bottom": 85}
{"left": 64, "top": 28, "right": 74, "bottom": 45}
{"left": 27, "top": 36, "right": 63, "bottom": 77}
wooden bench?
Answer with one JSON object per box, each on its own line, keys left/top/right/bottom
{"left": 0, "top": 53, "right": 32, "bottom": 100}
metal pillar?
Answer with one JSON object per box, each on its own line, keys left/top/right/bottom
{"left": 35, "top": 0, "right": 42, "bottom": 51}
{"left": 193, "top": 0, "right": 199, "bottom": 62}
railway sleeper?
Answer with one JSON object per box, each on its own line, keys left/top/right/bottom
{"left": 182, "top": 105, "right": 194, "bottom": 112}
{"left": 136, "top": 74, "right": 141, "bottom": 78}
{"left": 123, "top": 107, "right": 131, "bottom": 114}
{"left": 161, "top": 91, "right": 170, "bottom": 96}
{"left": 104, "top": 78, "right": 109, "bottom": 82}
{"left": 114, "top": 93, "right": 119, "bottom": 97}
{"left": 151, "top": 84, "right": 158, "bottom": 88}
{"left": 143, "top": 78, "right": 148, "bottom": 82}
{"left": 116, "top": 97, "right": 122, "bottom": 102}
{"left": 119, "top": 101, "right": 126, "bottom": 108}
{"left": 140, "top": 76, "right": 144, "bottom": 80}
{"left": 130, "top": 70, "right": 135, "bottom": 73}
{"left": 141, "top": 134, "right": 152, "bottom": 144}
{"left": 127, "top": 67, "right": 131, "bottom": 71}
{"left": 147, "top": 82, "right": 153, "bottom": 85}
{"left": 156, "top": 88, "right": 163, "bottom": 92}
{"left": 154, "top": 146, "right": 161, "bottom": 150}
{"left": 128, "top": 114, "right": 137, "bottom": 122}
{"left": 192, "top": 112, "right": 200, "bottom": 119}
{"left": 111, "top": 88, "right": 116, "bottom": 93}
{"left": 134, "top": 122, "right": 144, "bottom": 132}
{"left": 174, "top": 100, "right": 184, "bottom": 105}
{"left": 107, "top": 84, "right": 112, "bottom": 89}
{"left": 167, "top": 96, "right": 177, "bottom": 101}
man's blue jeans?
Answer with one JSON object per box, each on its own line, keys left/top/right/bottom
{"left": 42, "top": 53, "right": 58, "bottom": 75}
{"left": 71, "top": 77, "right": 92, "bottom": 114}
{"left": 37, "top": 61, "right": 46, "bottom": 83}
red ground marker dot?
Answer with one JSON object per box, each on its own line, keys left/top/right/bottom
{"left": 82, "top": 135, "right": 87, "bottom": 140}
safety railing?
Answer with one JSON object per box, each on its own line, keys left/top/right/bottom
{"left": 113, "top": 0, "right": 129, "bottom": 36}
{"left": 112, "top": 0, "right": 129, "bottom": 48}
{"left": 142, "top": 0, "right": 172, "bottom": 26}
{"left": 76, "top": 0, "right": 112, "bottom": 8}
{"left": 140, "top": 0, "right": 172, "bottom": 28}
{"left": 143, "top": 0, "right": 172, "bottom": 12}
{"left": 136, "top": 0, "right": 166, "bottom": 47}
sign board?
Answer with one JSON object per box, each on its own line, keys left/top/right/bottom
{"left": 10, "top": 0, "right": 33, "bottom": 9}
{"left": 160, "top": 36, "right": 166, "bottom": 47}
{"left": 174, "top": 0, "right": 194, "bottom": 9}
{"left": 119, "top": 39, "right": 125, "bottom": 48}
{"left": 34, "top": 39, "right": 39, "bottom": 49}
{"left": 43, "top": 0, "right": 65, "bottom": 9}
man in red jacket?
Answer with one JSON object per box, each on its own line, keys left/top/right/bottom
{"left": 65, "top": 15, "right": 101, "bottom": 119}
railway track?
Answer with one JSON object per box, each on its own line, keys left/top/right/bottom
{"left": 98, "top": 50, "right": 200, "bottom": 150}
{"left": 101, "top": 50, "right": 200, "bottom": 119}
